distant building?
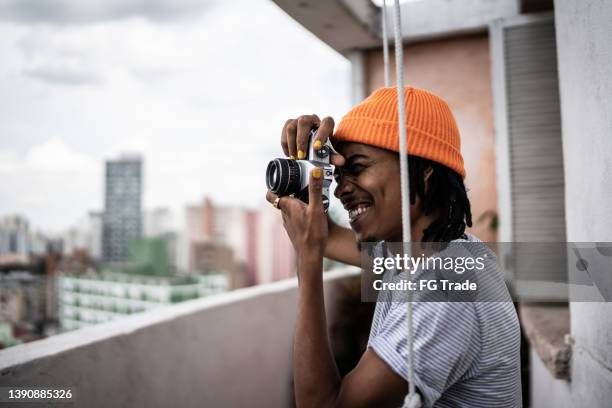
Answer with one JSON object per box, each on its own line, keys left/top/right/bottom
{"left": 62, "top": 211, "right": 104, "bottom": 261}
{"left": 182, "top": 197, "right": 300, "bottom": 286}
{"left": 88, "top": 211, "right": 103, "bottom": 260}
{"left": 58, "top": 238, "right": 228, "bottom": 330}
{"left": 0, "top": 215, "right": 30, "bottom": 257}
{"left": 0, "top": 322, "right": 22, "bottom": 348}
{"left": 190, "top": 240, "right": 234, "bottom": 276}
{"left": 0, "top": 272, "right": 47, "bottom": 330}
{"left": 0, "top": 215, "right": 51, "bottom": 267}
{"left": 58, "top": 272, "right": 228, "bottom": 331}
{"left": 102, "top": 155, "right": 142, "bottom": 262}
{"left": 144, "top": 207, "right": 177, "bottom": 269}
{"left": 182, "top": 198, "right": 257, "bottom": 287}
{"left": 144, "top": 207, "right": 174, "bottom": 238}
{"left": 255, "top": 204, "right": 295, "bottom": 284}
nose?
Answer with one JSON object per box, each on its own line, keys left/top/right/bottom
{"left": 334, "top": 175, "right": 355, "bottom": 200}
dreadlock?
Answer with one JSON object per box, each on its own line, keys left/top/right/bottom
{"left": 408, "top": 155, "right": 472, "bottom": 242}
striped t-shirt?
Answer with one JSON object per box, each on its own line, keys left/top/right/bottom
{"left": 367, "top": 234, "right": 522, "bottom": 407}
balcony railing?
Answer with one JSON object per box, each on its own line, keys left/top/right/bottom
{"left": 0, "top": 268, "right": 360, "bottom": 408}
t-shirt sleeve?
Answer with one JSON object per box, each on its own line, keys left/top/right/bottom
{"left": 368, "top": 302, "right": 480, "bottom": 407}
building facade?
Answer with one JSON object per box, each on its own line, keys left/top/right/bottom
{"left": 0, "top": 215, "right": 30, "bottom": 257}
{"left": 102, "top": 156, "right": 143, "bottom": 263}
{"left": 182, "top": 198, "right": 257, "bottom": 287}
{"left": 58, "top": 272, "right": 228, "bottom": 331}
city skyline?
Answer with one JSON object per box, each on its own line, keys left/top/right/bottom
{"left": 0, "top": 0, "right": 352, "bottom": 233}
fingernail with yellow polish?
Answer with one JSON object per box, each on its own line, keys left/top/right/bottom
{"left": 313, "top": 140, "right": 322, "bottom": 150}
{"left": 290, "top": 155, "right": 296, "bottom": 160}
{"left": 297, "top": 150, "right": 306, "bottom": 159}
{"left": 312, "top": 168, "right": 322, "bottom": 179}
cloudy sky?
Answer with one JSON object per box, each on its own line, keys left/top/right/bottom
{"left": 0, "top": 0, "right": 352, "bottom": 233}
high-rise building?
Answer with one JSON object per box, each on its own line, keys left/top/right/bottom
{"left": 0, "top": 215, "right": 30, "bottom": 257}
{"left": 102, "top": 155, "right": 142, "bottom": 263}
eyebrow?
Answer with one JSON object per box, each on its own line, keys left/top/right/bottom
{"left": 334, "top": 154, "right": 371, "bottom": 178}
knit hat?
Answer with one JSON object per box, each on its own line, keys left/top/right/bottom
{"left": 333, "top": 87, "right": 465, "bottom": 178}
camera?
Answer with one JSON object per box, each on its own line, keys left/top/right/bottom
{"left": 266, "top": 129, "right": 334, "bottom": 211}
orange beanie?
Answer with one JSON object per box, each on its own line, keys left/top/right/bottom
{"left": 333, "top": 87, "right": 465, "bottom": 178}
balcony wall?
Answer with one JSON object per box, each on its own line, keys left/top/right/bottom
{"left": 0, "top": 268, "right": 360, "bottom": 408}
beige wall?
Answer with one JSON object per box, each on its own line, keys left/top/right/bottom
{"left": 366, "top": 34, "right": 498, "bottom": 241}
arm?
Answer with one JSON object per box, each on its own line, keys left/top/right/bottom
{"left": 325, "top": 218, "right": 360, "bottom": 267}
{"left": 295, "top": 253, "right": 407, "bottom": 408}
{"left": 267, "top": 169, "right": 407, "bottom": 408}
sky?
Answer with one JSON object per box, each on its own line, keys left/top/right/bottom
{"left": 0, "top": 0, "right": 352, "bottom": 234}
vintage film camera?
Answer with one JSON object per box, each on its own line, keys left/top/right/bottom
{"left": 266, "top": 129, "right": 334, "bottom": 211}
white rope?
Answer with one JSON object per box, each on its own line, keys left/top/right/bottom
{"left": 390, "top": 1, "right": 421, "bottom": 407}
{"left": 381, "top": 0, "right": 391, "bottom": 87}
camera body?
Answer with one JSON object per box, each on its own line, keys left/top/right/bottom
{"left": 266, "top": 129, "right": 334, "bottom": 211}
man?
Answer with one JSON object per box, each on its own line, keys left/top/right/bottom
{"left": 266, "top": 87, "right": 521, "bottom": 407}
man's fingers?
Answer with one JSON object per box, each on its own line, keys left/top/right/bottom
{"left": 296, "top": 115, "right": 320, "bottom": 159}
{"left": 283, "top": 115, "right": 339, "bottom": 162}
{"left": 266, "top": 191, "right": 302, "bottom": 215}
{"left": 266, "top": 190, "right": 280, "bottom": 207}
{"left": 265, "top": 191, "right": 288, "bottom": 213}
{"left": 307, "top": 167, "right": 324, "bottom": 213}
{"left": 285, "top": 120, "right": 297, "bottom": 158}
{"left": 316, "top": 117, "right": 345, "bottom": 166}
{"left": 280, "top": 119, "right": 293, "bottom": 157}
{"left": 315, "top": 117, "right": 334, "bottom": 147}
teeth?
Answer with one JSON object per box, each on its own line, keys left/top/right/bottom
{"left": 348, "top": 205, "right": 370, "bottom": 221}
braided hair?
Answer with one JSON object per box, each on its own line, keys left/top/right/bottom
{"left": 408, "top": 155, "right": 472, "bottom": 242}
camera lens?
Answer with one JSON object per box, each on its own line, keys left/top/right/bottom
{"left": 266, "top": 158, "right": 301, "bottom": 195}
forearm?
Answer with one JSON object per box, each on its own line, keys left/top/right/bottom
{"left": 325, "top": 218, "right": 360, "bottom": 267}
{"left": 293, "top": 251, "right": 341, "bottom": 407}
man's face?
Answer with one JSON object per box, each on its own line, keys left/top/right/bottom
{"left": 334, "top": 142, "right": 408, "bottom": 243}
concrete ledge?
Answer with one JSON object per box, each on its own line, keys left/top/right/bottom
{"left": 519, "top": 303, "right": 571, "bottom": 380}
{"left": 0, "top": 268, "right": 361, "bottom": 408}
{"left": 0, "top": 267, "right": 360, "bottom": 369}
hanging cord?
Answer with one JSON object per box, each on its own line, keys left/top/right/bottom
{"left": 381, "top": 0, "right": 391, "bottom": 87}
{"left": 391, "top": 1, "right": 421, "bottom": 407}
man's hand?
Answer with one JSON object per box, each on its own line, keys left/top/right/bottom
{"left": 281, "top": 114, "right": 345, "bottom": 165}
{"left": 276, "top": 114, "right": 361, "bottom": 267}
{"left": 266, "top": 168, "right": 328, "bottom": 263}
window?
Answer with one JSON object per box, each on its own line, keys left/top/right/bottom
{"left": 490, "top": 13, "right": 567, "bottom": 301}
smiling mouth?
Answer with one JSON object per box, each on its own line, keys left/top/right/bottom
{"left": 348, "top": 203, "right": 371, "bottom": 223}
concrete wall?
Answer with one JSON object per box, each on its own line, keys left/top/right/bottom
{"left": 546, "top": 0, "right": 612, "bottom": 406}
{"left": 530, "top": 347, "right": 571, "bottom": 408}
{"left": 366, "top": 35, "right": 498, "bottom": 241}
{"left": 0, "top": 269, "right": 360, "bottom": 408}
